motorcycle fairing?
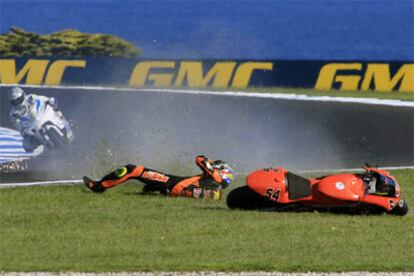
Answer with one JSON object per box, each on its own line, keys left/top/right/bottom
{"left": 316, "top": 174, "right": 364, "bottom": 203}
{"left": 362, "top": 194, "right": 400, "bottom": 211}
{"left": 247, "top": 168, "right": 313, "bottom": 204}
{"left": 35, "top": 99, "right": 41, "bottom": 113}
{"left": 364, "top": 167, "right": 401, "bottom": 198}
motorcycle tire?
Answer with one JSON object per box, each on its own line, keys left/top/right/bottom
{"left": 46, "top": 128, "right": 68, "bottom": 149}
{"left": 388, "top": 200, "right": 409, "bottom": 216}
{"left": 227, "top": 186, "right": 278, "bottom": 210}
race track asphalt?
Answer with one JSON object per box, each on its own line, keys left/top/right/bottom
{"left": 1, "top": 86, "right": 413, "bottom": 183}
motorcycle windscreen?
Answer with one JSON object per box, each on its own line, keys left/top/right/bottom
{"left": 287, "top": 172, "right": 312, "bottom": 200}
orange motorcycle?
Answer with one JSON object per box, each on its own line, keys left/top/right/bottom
{"left": 227, "top": 166, "right": 408, "bottom": 215}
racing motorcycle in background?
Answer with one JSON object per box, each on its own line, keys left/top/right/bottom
{"left": 19, "top": 98, "right": 74, "bottom": 151}
{"left": 227, "top": 166, "right": 408, "bottom": 215}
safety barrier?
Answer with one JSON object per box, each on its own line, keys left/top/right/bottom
{"left": 1, "top": 58, "right": 413, "bottom": 92}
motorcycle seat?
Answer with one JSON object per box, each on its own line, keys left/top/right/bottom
{"left": 287, "top": 172, "right": 312, "bottom": 200}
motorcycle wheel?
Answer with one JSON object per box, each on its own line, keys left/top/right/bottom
{"left": 46, "top": 128, "right": 68, "bottom": 149}
{"left": 227, "top": 186, "right": 278, "bottom": 210}
{"left": 388, "top": 201, "right": 409, "bottom": 216}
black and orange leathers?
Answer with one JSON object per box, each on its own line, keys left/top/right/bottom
{"left": 93, "top": 156, "right": 224, "bottom": 199}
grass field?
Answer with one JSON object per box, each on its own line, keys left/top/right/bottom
{"left": 0, "top": 169, "right": 413, "bottom": 272}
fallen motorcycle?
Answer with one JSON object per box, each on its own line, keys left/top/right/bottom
{"left": 227, "top": 166, "right": 408, "bottom": 215}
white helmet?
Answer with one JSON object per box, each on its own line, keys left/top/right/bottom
{"left": 8, "top": 87, "right": 26, "bottom": 106}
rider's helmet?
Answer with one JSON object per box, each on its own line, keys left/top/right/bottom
{"left": 212, "top": 160, "right": 234, "bottom": 189}
{"left": 8, "top": 87, "right": 27, "bottom": 107}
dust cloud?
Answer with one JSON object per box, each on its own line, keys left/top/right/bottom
{"left": 2, "top": 86, "right": 413, "bottom": 181}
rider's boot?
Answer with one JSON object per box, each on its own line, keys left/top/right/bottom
{"left": 65, "top": 124, "right": 74, "bottom": 142}
{"left": 84, "top": 165, "right": 145, "bottom": 193}
{"left": 83, "top": 176, "right": 106, "bottom": 193}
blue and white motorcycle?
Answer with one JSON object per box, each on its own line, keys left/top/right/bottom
{"left": 19, "top": 99, "right": 74, "bottom": 151}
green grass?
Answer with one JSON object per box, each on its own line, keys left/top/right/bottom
{"left": 1, "top": 169, "right": 413, "bottom": 272}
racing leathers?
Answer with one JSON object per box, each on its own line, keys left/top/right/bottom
{"left": 83, "top": 155, "right": 229, "bottom": 200}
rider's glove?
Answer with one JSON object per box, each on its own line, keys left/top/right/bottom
{"left": 205, "top": 160, "right": 213, "bottom": 172}
{"left": 197, "top": 155, "right": 214, "bottom": 172}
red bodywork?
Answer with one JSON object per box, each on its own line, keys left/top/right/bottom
{"left": 243, "top": 167, "right": 406, "bottom": 214}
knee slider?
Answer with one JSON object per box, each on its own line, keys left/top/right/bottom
{"left": 114, "top": 166, "right": 129, "bottom": 178}
{"left": 114, "top": 164, "right": 138, "bottom": 178}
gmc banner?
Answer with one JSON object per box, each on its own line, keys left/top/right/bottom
{"left": 0, "top": 58, "right": 413, "bottom": 92}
